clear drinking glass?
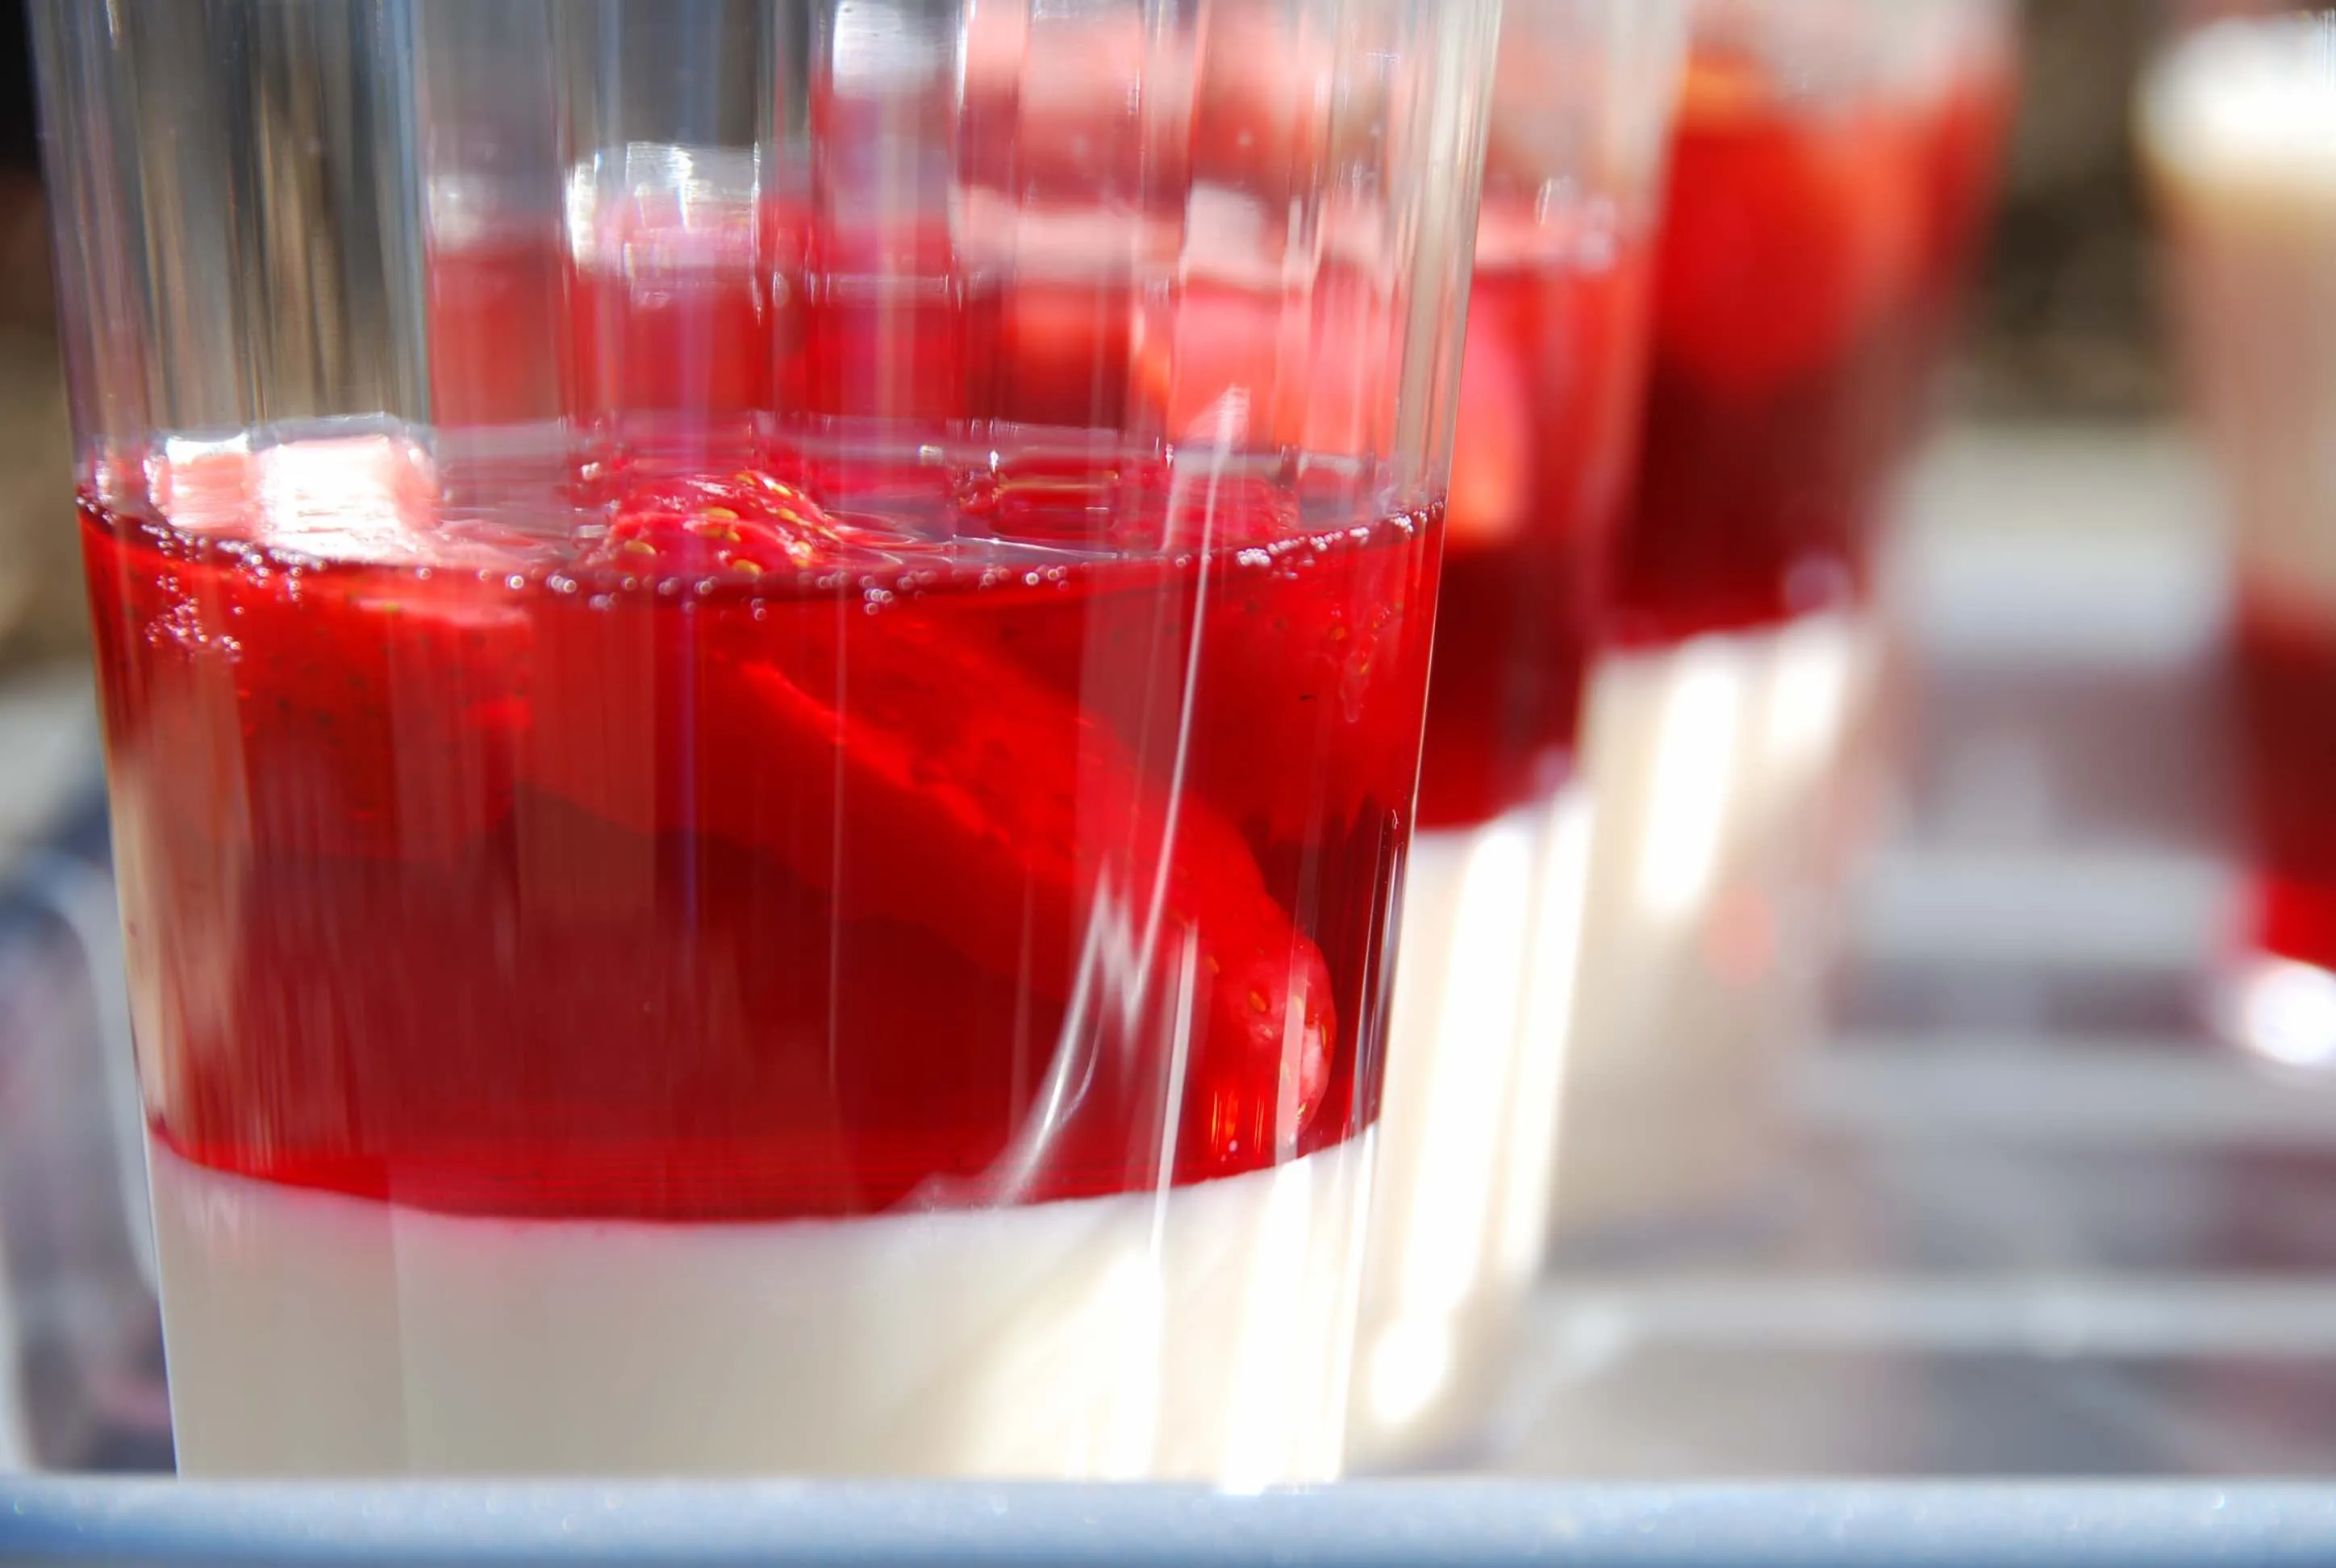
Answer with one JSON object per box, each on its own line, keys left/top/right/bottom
{"left": 1346, "top": 0, "right": 1685, "bottom": 1468}
{"left": 1554, "top": 0, "right": 2015, "bottom": 1236}
{"left": 31, "top": 0, "right": 1495, "bottom": 1478}
{"left": 2141, "top": 8, "right": 2336, "bottom": 1070}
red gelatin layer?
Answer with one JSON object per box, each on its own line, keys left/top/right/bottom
{"left": 1414, "top": 213, "right": 1654, "bottom": 829}
{"left": 2235, "top": 607, "right": 2336, "bottom": 977}
{"left": 1610, "top": 48, "right": 2009, "bottom": 644}
{"left": 86, "top": 449, "right": 1435, "bottom": 1223}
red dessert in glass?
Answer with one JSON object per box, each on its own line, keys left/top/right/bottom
{"left": 1349, "top": 201, "right": 1654, "bottom": 1466}
{"left": 1347, "top": 3, "right": 1685, "bottom": 1464}
{"left": 1553, "top": 13, "right": 2012, "bottom": 1244}
{"left": 2145, "top": 16, "right": 2336, "bottom": 1049}
{"left": 96, "top": 140, "right": 1444, "bottom": 1478}
{"left": 1415, "top": 202, "right": 1654, "bottom": 828}
{"left": 2234, "top": 615, "right": 2336, "bottom": 995}
{"left": 89, "top": 443, "right": 1430, "bottom": 1220}
{"left": 1611, "top": 44, "right": 2011, "bottom": 645}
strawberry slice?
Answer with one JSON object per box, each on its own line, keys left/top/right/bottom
{"left": 945, "top": 451, "right": 1434, "bottom": 853}
{"left": 525, "top": 470, "right": 1337, "bottom": 1178}
{"left": 1654, "top": 54, "right": 1923, "bottom": 395}
{"left": 590, "top": 471, "right": 857, "bottom": 579}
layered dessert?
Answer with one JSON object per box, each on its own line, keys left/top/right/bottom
{"left": 1562, "top": 609, "right": 1871, "bottom": 1228}
{"left": 89, "top": 141, "right": 1439, "bottom": 1476}
{"left": 2142, "top": 15, "right": 2336, "bottom": 1046}
{"left": 1345, "top": 4, "right": 1690, "bottom": 1461}
{"left": 1347, "top": 181, "right": 1656, "bottom": 1464}
{"left": 1556, "top": 2, "right": 2010, "bottom": 1236}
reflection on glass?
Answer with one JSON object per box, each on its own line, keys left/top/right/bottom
{"left": 36, "top": 0, "right": 1495, "bottom": 1477}
{"left": 1347, "top": 0, "right": 1683, "bottom": 1467}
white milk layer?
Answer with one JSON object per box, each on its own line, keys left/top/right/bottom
{"left": 1347, "top": 786, "right": 1594, "bottom": 1469}
{"left": 2142, "top": 18, "right": 2336, "bottom": 632}
{"left": 1554, "top": 611, "right": 1876, "bottom": 1237}
{"left": 149, "top": 1132, "right": 1370, "bottom": 1480}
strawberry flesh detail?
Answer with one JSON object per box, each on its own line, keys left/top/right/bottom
{"left": 532, "top": 474, "right": 1338, "bottom": 1179}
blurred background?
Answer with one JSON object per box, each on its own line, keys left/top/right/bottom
{"left": 1971, "top": 2, "right": 2167, "bottom": 419}
{"left": 0, "top": 0, "right": 2193, "bottom": 674}
{"left": 3, "top": 0, "right": 2335, "bottom": 1478}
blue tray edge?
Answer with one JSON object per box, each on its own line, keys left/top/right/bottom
{"left": 6, "top": 1478, "right": 2336, "bottom": 1567}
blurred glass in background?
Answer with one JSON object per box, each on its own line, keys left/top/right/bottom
{"left": 1352, "top": 0, "right": 1687, "bottom": 1470}
{"left": 1554, "top": 0, "right": 2014, "bottom": 1241}
{"left": 2143, "top": 6, "right": 2336, "bottom": 1071}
